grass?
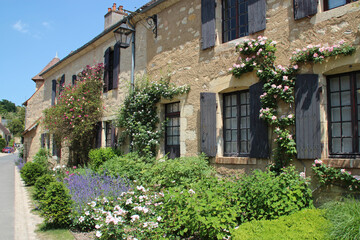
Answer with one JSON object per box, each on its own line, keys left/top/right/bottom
{"left": 322, "top": 198, "right": 360, "bottom": 240}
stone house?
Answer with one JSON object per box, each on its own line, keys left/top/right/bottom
{"left": 0, "top": 116, "right": 11, "bottom": 145}
{"left": 23, "top": 0, "right": 360, "bottom": 176}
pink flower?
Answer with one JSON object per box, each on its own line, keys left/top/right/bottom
{"left": 283, "top": 86, "right": 289, "bottom": 91}
{"left": 271, "top": 84, "right": 277, "bottom": 88}
{"left": 73, "top": 166, "right": 77, "bottom": 169}
{"left": 277, "top": 85, "right": 282, "bottom": 89}
{"left": 341, "top": 169, "right": 346, "bottom": 173}
{"left": 288, "top": 114, "right": 293, "bottom": 119}
{"left": 313, "top": 53, "right": 319, "bottom": 58}
{"left": 293, "top": 65, "right": 298, "bottom": 70}
{"left": 271, "top": 116, "right": 277, "bottom": 120}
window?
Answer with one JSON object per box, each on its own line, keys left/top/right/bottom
{"left": 105, "top": 122, "right": 116, "bottom": 148}
{"left": 327, "top": 71, "right": 360, "bottom": 156}
{"left": 51, "top": 79, "right": 56, "bottom": 106}
{"left": 165, "top": 102, "right": 180, "bottom": 159}
{"left": 221, "top": 0, "right": 266, "bottom": 43}
{"left": 104, "top": 43, "right": 120, "bottom": 93}
{"left": 324, "top": 0, "right": 356, "bottom": 10}
{"left": 223, "top": 91, "right": 250, "bottom": 156}
{"left": 59, "top": 74, "right": 65, "bottom": 94}
{"left": 72, "top": 75, "right": 77, "bottom": 86}
{"left": 222, "top": 0, "right": 249, "bottom": 43}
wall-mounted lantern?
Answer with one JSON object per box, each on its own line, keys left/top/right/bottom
{"left": 113, "top": 23, "right": 135, "bottom": 48}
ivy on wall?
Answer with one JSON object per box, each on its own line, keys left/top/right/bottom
{"left": 229, "top": 36, "right": 355, "bottom": 171}
{"left": 116, "top": 75, "right": 190, "bottom": 157}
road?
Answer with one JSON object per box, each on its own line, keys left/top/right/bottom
{"left": 0, "top": 153, "right": 16, "bottom": 240}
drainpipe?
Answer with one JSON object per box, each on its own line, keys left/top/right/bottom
{"left": 128, "top": 21, "right": 135, "bottom": 92}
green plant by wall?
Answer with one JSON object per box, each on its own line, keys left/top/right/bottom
{"left": 43, "top": 64, "right": 104, "bottom": 165}
{"left": 20, "top": 161, "right": 47, "bottom": 186}
{"left": 33, "top": 174, "right": 56, "bottom": 201}
{"left": 116, "top": 75, "right": 189, "bottom": 157}
{"left": 312, "top": 159, "right": 360, "bottom": 191}
{"left": 0, "top": 136, "right": 6, "bottom": 150}
{"left": 40, "top": 181, "right": 73, "bottom": 227}
{"left": 88, "top": 147, "right": 117, "bottom": 171}
{"left": 231, "top": 208, "right": 330, "bottom": 240}
{"left": 229, "top": 37, "right": 355, "bottom": 171}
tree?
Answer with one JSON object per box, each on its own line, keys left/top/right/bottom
{"left": 0, "top": 99, "right": 16, "bottom": 114}
{"left": 6, "top": 106, "right": 25, "bottom": 137}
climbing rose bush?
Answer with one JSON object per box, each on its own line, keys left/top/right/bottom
{"left": 43, "top": 64, "right": 104, "bottom": 164}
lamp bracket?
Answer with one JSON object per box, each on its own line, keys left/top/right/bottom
{"left": 146, "top": 14, "right": 158, "bottom": 38}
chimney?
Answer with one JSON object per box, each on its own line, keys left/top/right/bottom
{"left": 104, "top": 3, "right": 128, "bottom": 30}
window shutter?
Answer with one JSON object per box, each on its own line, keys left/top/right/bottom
{"left": 41, "top": 133, "right": 45, "bottom": 148}
{"left": 249, "top": 82, "right": 269, "bottom": 158}
{"left": 248, "top": 0, "right": 266, "bottom": 34}
{"left": 294, "top": 0, "right": 318, "bottom": 20}
{"left": 51, "top": 79, "right": 56, "bottom": 106}
{"left": 111, "top": 125, "right": 116, "bottom": 147}
{"left": 46, "top": 134, "right": 50, "bottom": 149}
{"left": 72, "top": 75, "right": 76, "bottom": 86}
{"left": 200, "top": 92, "right": 217, "bottom": 157}
{"left": 295, "top": 74, "right": 321, "bottom": 159}
{"left": 103, "top": 48, "right": 110, "bottom": 92}
{"left": 95, "top": 122, "right": 102, "bottom": 148}
{"left": 201, "top": 0, "right": 216, "bottom": 50}
{"left": 60, "top": 74, "right": 65, "bottom": 93}
{"left": 113, "top": 43, "right": 120, "bottom": 89}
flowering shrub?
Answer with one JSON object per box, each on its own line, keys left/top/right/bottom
{"left": 63, "top": 170, "right": 130, "bottom": 215}
{"left": 43, "top": 64, "right": 104, "bottom": 164}
{"left": 88, "top": 147, "right": 117, "bottom": 171}
{"left": 117, "top": 75, "right": 189, "bottom": 157}
{"left": 229, "top": 37, "right": 356, "bottom": 171}
{"left": 312, "top": 159, "right": 360, "bottom": 191}
{"left": 73, "top": 186, "right": 165, "bottom": 239}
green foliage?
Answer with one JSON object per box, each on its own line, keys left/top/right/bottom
{"left": 0, "top": 99, "right": 16, "bottom": 114}
{"left": 231, "top": 208, "right": 330, "bottom": 240}
{"left": 161, "top": 176, "right": 240, "bottom": 239}
{"left": 40, "top": 181, "right": 73, "bottom": 227}
{"left": 33, "top": 174, "right": 56, "bottom": 201}
{"left": 20, "top": 161, "right": 47, "bottom": 186}
{"left": 5, "top": 106, "right": 25, "bottom": 137}
{"left": 43, "top": 64, "right": 104, "bottom": 165}
{"left": 0, "top": 136, "right": 6, "bottom": 150}
{"left": 237, "top": 166, "right": 313, "bottom": 222}
{"left": 8, "top": 138, "right": 14, "bottom": 147}
{"left": 88, "top": 148, "right": 116, "bottom": 171}
{"left": 117, "top": 75, "right": 189, "bottom": 157}
{"left": 312, "top": 160, "right": 360, "bottom": 191}
{"left": 143, "top": 155, "right": 215, "bottom": 189}
{"left": 99, "top": 152, "right": 152, "bottom": 182}
{"left": 323, "top": 198, "right": 360, "bottom": 240}
{"left": 33, "top": 148, "right": 50, "bottom": 172}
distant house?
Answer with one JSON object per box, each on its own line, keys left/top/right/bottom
{"left": 0, "top": 116, "right": 11, "bottom": 145}
{"left": 24, "top": 0, "right": 360, "bottom": 175}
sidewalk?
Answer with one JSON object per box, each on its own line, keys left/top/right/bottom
{"left": 13, "top": 154, "right": 43, "bottom": 240}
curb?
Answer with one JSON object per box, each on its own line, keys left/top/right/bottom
{"left": 14, "top": 167, "right": 43, "bottom": 240}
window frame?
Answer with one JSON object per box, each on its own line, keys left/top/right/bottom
{"left": 327, "top": 70, "right": 360, "bottom": 158}
{"left": 324, "top": 0, "right": 353, "bottom": 11}
{"left": 165, "top": 102, "right": 181, "bottom": 159}
{"left": 222, "top": 0, "right": 249, "bottom": 43}
{"left": 223, "top": 90, "right": 250, "bottom": 157}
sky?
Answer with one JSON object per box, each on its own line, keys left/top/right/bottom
{"left": 0, "top": 0, "right": 149, "bottom": 106}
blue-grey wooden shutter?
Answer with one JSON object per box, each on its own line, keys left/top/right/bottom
{"left": 41, "top": 134, "right": 45, "bottom": 148}
{"left": 95, "top": 122, "right": 102, "bottom": 148}
{"left": 248, "top": 0, "right": 266, "bottom": 34}
{"left": 60, "top": 74, "right": 65, "bottom": 93}
{"left": 201, "top": 0, "right": 216, "bottom": 50}
{"left": 51, "top": 79, "right": 56, "bottom": 106}
{"left": 200, "top": 92, "right": 217, "bottom": 157}
{"left": 72, "top": 75, "right": 76, "bottom": 86}
{"left": 294, "top": 0, "right": 318, "bottom": 20}
{"left": 249, "top": 82, "right": 269, "bottom": 158}
{"left": 113, "top": 43, "right": 120, "bottom": 89}
{"left": 46, "top": 134, "right": 50, "bottom": 149}
{"left": 103, "top": 48, "right": 110, "bottom": 92}
{"left": 111, "top": 125, "right": 116, "bottom": 147}
{"left": 295, "top": 74, "right": 321, "bottom": 159}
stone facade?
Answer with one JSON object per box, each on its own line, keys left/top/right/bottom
{"left": 24, "top": 0, "right": 360, "bottom": 177}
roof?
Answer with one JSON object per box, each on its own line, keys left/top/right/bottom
{"left": 0, "top": 123, "right": 10, "bottom": 136}
{"left": 32, "top": 56, "right": 60, "bottom": 82}
{"left": 40, "top": 0, "right": 165, "bottom": 77}
{"left": 22, "top": 117, "right": 41, "bottom": 136}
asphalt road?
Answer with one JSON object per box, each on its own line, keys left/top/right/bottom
{"left": 0, "top": 153, "right": 16, "bottom": 240}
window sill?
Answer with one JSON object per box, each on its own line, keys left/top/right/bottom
{"left": 323, "top": 158, "right": 360, "bottom": 169}
{"left": 215, "top": 156, "right": 256, "bottom": 165}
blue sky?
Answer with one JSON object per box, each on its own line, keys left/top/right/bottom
{"left": 0, "top": 0, "right": 149, "bottom": 106}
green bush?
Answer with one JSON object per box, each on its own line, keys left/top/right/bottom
{"left": 8, "top": 138, "right": 14, "bottom": 147}
{"left": 20, "top": 161, "right": 46, "bottom": 186}
{"left": 237, "top": 166, "right": 313, "bottom": 222}
{"left": 99, "top": 152, "right": 152, "bottom": 182}
{"left": 0, "top": 136, "right": 6, "bottom": 150}
{"left": 143, "top": 154, "right": 215, "bottom": 189}
{"left": 323, "top": 198, "right": 360, "bottom": 240}
{"left": 161, "top": 176, "right": 240, "bottom": 239}
{"left": 33, "top": 148, "right": 50, "bottom": 172}
{"left": 40, "top": 181, "right": 73, "bottom": 227}
{"left": 88, "top": 147, "right": 116, "bottom": 170}
{"left": 33, "top": 174, "right": 56, "bottom": 201}
{"left": 232, "top": 208, "right": 330, "bottom": 240}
